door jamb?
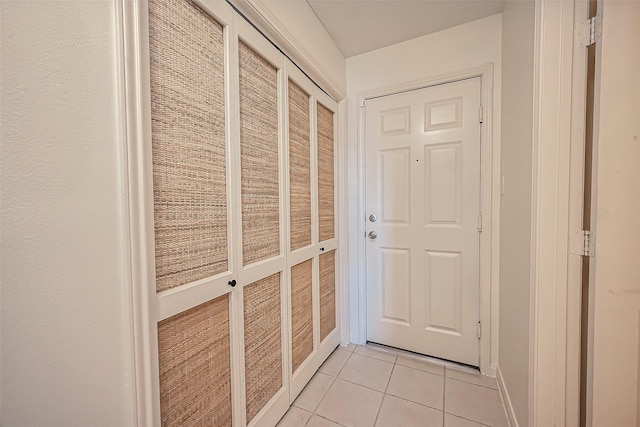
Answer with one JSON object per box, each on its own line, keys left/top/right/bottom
{"left": 355, "top": 64, "right": 499, "bottom": 376}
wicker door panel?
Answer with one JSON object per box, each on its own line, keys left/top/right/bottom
{"left": 239, "top": 41, "right": 281, "bottom": 266}
{"left": 243, "top": 273, "right": 283, "bottom": 423}
{"left": 317, "top": 103, "right": 335, "bottom": 243}
{"left": 288, "top": 80, "right": 312, "bottom": 251}
{"left": 291, "top": 259, "right": 314, "bottom": 373}
{"left": 319, "top": 250, "right": 336, "bottom": 342}
{"left": 157, "top": 296, "right": 232, "bottom": 427}
{"left": 148, "top": 0, "right": 228, "bottom": 293}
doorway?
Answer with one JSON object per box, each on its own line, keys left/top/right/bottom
{"left": 364, "top": 77, "right": 483, "bottom": 366}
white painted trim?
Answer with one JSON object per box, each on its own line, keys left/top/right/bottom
{"left": 529, "top": 0, "right": 581, "bottom": 425}
{"left": 566, "top": 0, "right": 590, "bottom": 425}
{"left": 119, "top": 0, "right": 161, "bottom": 424}
{"left": 228, "top": 0, "right": 345, "bottom": 101}
{"left": 497, "top": 366, "right": 519, "bottom": 427}
{"left": 113, "top": 0, "right": 141, "bottom": 424}
{"left": 337, "top": 98, "right": 350, "bottom": 347}
{"left": 354, "top": 64, "right": 499, "bottom": 375}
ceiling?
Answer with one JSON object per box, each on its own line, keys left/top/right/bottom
{"left": 306, "top": 0, "right": 504, "bottom": 57}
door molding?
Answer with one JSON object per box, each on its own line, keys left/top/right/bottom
{"left": 355, "top": 64, "right": 499, "bottom": 376}
{"left": 529, "top": 0, "right": 586, "bottom": 424}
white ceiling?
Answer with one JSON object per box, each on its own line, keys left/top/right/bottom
{"left": 306, "top": 0, "right": 504, "bottom": 57}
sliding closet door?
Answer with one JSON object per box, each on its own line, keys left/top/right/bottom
{"left": 146, "top": 0, "right": 237, "bottom": 425}
{"left": 285, "top": 61, "right": 340, "bottom": 400}
{"left": 234, "top": 18, "right": 289, "bottom": 427}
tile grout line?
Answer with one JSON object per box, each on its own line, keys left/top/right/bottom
{"left": 306, "top": 349, "right": 353, "bottom": 426}
{"left": 443, "top": 366, "right": 447, "bottom": 426}
{"left": 445, "top": 374, "right": 499, "bottom": 391}
{"left": 373, "top": 356, "right": 397, "bottom": 427}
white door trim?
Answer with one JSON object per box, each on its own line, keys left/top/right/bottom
{"left": 529, "top": 0, "right": 586, "bottom": 424}
{"left": 355, "top": 64, "right": 499, "bottom": 376}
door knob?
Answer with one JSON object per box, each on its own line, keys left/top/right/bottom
{"left": 369, "top": 214, "right": 377, "bottom": 222}
{"left": 368, "top": 231, "right": 378, "bottom": 240}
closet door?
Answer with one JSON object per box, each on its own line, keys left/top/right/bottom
{"left": 285, "top": 61, "right": 340, "bottom": 400}
{"left": 233, "top": 18, "right": 289, "bottom": 427}
{"left": 315, "top": 88, "right": 340, "bottom": 369}
{"left": 146, "top": 0, "right": 237, "bottom": 426}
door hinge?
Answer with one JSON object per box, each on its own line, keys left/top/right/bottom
{"left": 477, "top": 322, "right": 482, "bottom": 339}
{"left": 360, "top": 99, "right": 367, "bottom": 108}
{"left": 570, "top": 230, "right": 595, "bottom": 257}
{"left": 479, "top": 105, "right": 484, "bottom": 124}
{"left": 477, "top": 215, "right": 483, "bottom": 232}
{"left": 576, "top": 13, "right": 602, "bottom": 47}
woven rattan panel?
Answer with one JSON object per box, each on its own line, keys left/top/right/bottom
{"left": 319, "top": 250, "right": 336, "bottom": 342}
{"left": 148, "top": 0, "right": 228, "bottom": 293}
{"left": 288, "top": 80, "right": 312, "bottom": 251}
{"left": 244, "top": 273, "right": 282, "bottom": 422}
{"left": 157, "top": 295, "right": 232, "bottom": 426}
{"left": 291, "top": 259, "right": 313, "bottom": 373}
{"left": 239, "top": 41, "right": 280, "bottom": 266}
{"left": 317, "top": 103, "right": 335, "bottom": 242}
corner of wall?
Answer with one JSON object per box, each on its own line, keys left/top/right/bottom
{"left": 497, "top": 365, "right": 519, "bottom": 427}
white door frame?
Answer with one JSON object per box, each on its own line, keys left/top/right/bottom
{"left": 529, "top": 0, "right": 587, "bottom": 424}
{"left": 356, "top": 64, "right": 499, "bottom": 376}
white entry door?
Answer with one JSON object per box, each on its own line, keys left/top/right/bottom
{"left": 365, "top": 78, "right": 482, "bottom": 366}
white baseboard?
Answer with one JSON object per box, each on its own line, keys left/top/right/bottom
{"left": 496, "top": 365, "right": 518, "bottom": 427}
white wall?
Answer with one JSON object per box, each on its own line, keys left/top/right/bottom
{"left": 590, "top": 1, "right": 640, "bottom": 423}
{"left": 1, "top": 2, "right": 135, "bottom": 425}
{"left": 498, "top": 2, "right": 535, "bottom": 425}
{"left": 257, "top": 0, "right": 347, "bottom": 96}
{"left": 345, "top": 14, "right": 502, "bottom": 345}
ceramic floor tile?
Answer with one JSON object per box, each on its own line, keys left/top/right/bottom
{"left": 445, "top": 367, "right": 498, "bottom": 390}
{"left": 316, "top": 379, "right": 384, "bottom": 427}
{"left": 444, "top": 414, "right": 489, "bottom": 427}
{"left": 338, "top": 353, "right": 394, "bottom": 391}
{"left": 319, "top": 349, "right": 352, "bottom": 377}
{"left": 294, "top": 372, "right": 334, "bottom": 412}
{"left": 354, "top": 345, "right": 398, "bottom": 363}
{"left": 396, "top": 354, "right": 445, "bottom": 376}
{"left": 307, "top": 414, "right": 345, "bottom": 427}
{"left": 375, "top": 394, "right": 443, "bottom": 427}
{"left": 445, "top": 378, "right": 508, "bottom": 427}
{"left": 386, "top": 364, "right": 444, "bottom": 410}
{"left": 341, "top": 343, "right": 357, "bottom": 353}
{"left": 277, "top": 406, "right": 312, "bottom": 427}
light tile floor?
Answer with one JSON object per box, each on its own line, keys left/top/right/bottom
{"left": 277, "top": 343, "right": 509, "bottom": 427}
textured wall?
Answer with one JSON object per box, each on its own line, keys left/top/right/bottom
{"left": 1, "top": 1, "right": 135, "bottom": 424}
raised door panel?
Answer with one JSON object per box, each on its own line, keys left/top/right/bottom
{"left": 290, "top": 259, "right": 313, "bottom": 374}
{"left": 317, "top": 104, "right": 335, "bottom": 243}
{"left": 243, "top": 273, "right": 283, "bottom": 424}
{"left": 157, "top": 296, "right": 233, "bottom": 426}
{"left": 149, "top": 0, "right": 228, "bottom": 293}
{"left": 239, "top": 40, "right": 281, "bottom": 266}
{"left": 288, "top": 80, "right": 312, "bottom": 251}
{"left": 319, "top": 250, "right": 336, "bottom": 342}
